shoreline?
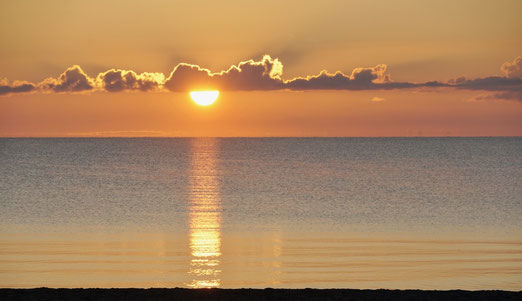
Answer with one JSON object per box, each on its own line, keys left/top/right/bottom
{"left": 1, "top": 288, "right": 520, "bottom": 301}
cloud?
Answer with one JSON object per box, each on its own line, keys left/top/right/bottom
{"left": 501, "top": 56, "right": 522, "bottom": 78}
{"left": 163, "top": 63, "right": 215, "bottom": 91}
{"left": 371, "top": 96, "right": 386, "bottom": 102}
{"left": 443, "top": 57, "right": 522, "bottom": 94}
{"left": 96, "top": 69, "right": 165, "bottom": 92}
{"left": 449, "top": 76, "right": 522, "bottom": 92}
{"left": 0, "top": 78, "right": 35, "bottom": 95}
{"left": 39, "top": 65, "right": 94, "bottom": 93}
{"left": 471, "top": 91, "right": 522, "bottom": 102}
{"left": 492, "top": 91, "right": 522, "bottom": 101}
{"left": 218, "top": 55, "right": 284, "bottom": 90}
{"left": 164, "top": 55, "right": 284, "bottom": 91}
{"left": 284, "top": 64, "right": 425, "bottom": 90}
{"left": 0, "top": 55, "right": 521, "bottom": 97}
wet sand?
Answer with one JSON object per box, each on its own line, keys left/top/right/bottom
{"left": 1, "top": 288, "right": 520, "bottom": 301}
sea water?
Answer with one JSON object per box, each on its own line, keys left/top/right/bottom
{"left": 0, "top": 138, "right": 521, "bottom": 289}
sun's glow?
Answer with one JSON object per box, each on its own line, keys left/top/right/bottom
{"left": 190, "top": 91, "right": 219, "bottom": 106}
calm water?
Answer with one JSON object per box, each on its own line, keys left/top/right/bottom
{"left": 0, "top": 138, "right": 521, "bottom": 289}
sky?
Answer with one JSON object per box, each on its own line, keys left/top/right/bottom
{"left": 1, "top": 0, "right": 521, "bottom": 137}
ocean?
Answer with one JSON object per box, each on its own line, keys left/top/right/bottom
{"left": 0, "top": 137, "right": 521, "bottom": 289}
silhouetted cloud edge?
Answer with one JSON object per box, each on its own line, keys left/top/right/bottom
{"left": 1, "top": 55, "right": 521, "bottom": 101}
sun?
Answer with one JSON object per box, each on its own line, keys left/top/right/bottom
{"left": 190, "top": 91, "right": 219, "bottom": 106}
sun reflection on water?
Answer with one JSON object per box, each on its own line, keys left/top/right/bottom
{"left": 187, "top": 138, "right": 222, "bottom": 288}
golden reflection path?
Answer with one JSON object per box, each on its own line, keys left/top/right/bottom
{"left": 186, "top": 138, "right": 222, "bottom": 288}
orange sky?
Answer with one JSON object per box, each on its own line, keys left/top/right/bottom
{"left": 2, "top": 89, "right": 521, "bottom": 137}
{"left": 1, "top": 0, "right": 521, "bottom": 137}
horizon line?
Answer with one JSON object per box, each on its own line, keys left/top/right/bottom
{"left": 1, "top": 135, "right": 521, "bottom": 139}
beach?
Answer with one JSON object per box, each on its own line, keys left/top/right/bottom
{"left": 2, "top": 288, "right": 521, "bottom": 301}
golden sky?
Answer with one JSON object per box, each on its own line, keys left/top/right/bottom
{"left": 1, "top": 0, "right": 521, "bottom": 136}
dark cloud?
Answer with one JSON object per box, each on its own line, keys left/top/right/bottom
{"left": 443, "top": 57, "right": 522, "bottom": 93}
{"left": 1, "top": 55, "right": 522, "bottom": 97}
{"left": 164, "top": 55, "right": 284, "bottom": 91}
{"left": 450, "top": 76, "right": 522, "bottom": 92}
{"left": 96, "top": 69, "right": 164, "bottom": 92}
{"left": 0, "top": 80, "right": 35, "bottom": 95}
{"left": 163, "top": 64, "right": 215, "bottom": 91}
{"left": 448, "top": 76, "right": 522, "bottom": 91}
{"left": 39, "top": 65, "right": 94, "bottom": 93}
{"left": 284, "top": 65, "right": 422, "bottom": 90}
{"left": 219, "top": 56, "right": 284, "bottom": 90}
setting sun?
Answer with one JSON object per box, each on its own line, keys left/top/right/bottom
{"left": 190, "top": 91, "right": 219, "bottom": 106}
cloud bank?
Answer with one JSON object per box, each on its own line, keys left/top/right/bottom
{"left": 1, "top": 55, "right": 521, "bottom": 100}
{"left": 0, "top": 79, "right": 35, "bottom": 95}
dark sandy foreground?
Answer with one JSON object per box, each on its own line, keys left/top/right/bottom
{"left": 1, "top": 288, "right": 520, "bottom": 301}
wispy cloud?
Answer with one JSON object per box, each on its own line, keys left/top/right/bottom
{"left": 501, "top": 56, "right": 522, "bottom": 79}
{"left": 1, "top": 55, "right": 521, "bottom": 100}
{"left": 371, "top": 96, "right": 386, "bottom": 102}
